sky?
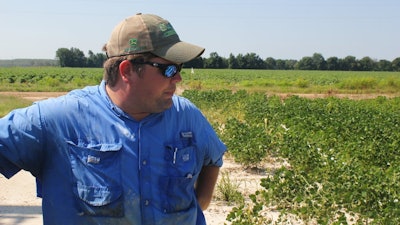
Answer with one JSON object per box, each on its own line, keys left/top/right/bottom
{"left": 0, "top": 0, "right": 399, "bottom": 61}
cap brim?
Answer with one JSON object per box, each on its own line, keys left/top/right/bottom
{"left": 151, "top": 41, "right": 205, "bottom": 64}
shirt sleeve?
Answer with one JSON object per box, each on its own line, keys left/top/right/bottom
{"left": 185, "top": 103, "right": 226, "bottom": 167}
{"left": 0, "top": 104, "right": 45, "bottom": 179}
{"left": 200, "top": 117, "right": 226, "bottom": 167}
{"left": 174, "top": 96, "right": 227, "bottom": 168}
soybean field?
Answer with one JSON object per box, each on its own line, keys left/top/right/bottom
{"left": 1, "top": 67, "right": 400, "bottom": 224}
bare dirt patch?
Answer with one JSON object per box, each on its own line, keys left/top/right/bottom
{"left": 0, "top": 92, "right": 67, "bottom": 101}
{"left": 0, "top": 89, "right": 398, "bottom": 102}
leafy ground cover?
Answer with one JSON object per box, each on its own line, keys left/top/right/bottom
{"left": 0, "top": 95, "right": 32, "bottom": 116}
{"left": 183, "top": 89, "right": 400, "bottom": 224}
{"left": 0, "top": 67, "right": 102, "bottom": 91}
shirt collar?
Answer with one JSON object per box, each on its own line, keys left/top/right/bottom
{"left": 99, "top": 80, "right": 128, "bottom": 119}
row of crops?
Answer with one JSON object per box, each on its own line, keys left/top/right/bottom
{"left": 183, "top": 90, "right": 400, "bottom": 224}
{"left": 1, "top": 67, "right": 400, "bottom": 94}
{"left": 0, "top": 67, "right": 102, "bottom": 91}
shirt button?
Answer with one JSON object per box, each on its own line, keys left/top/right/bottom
{"left": 142, "top": 160, "right": 147, "bottom": 165}
{"left": 144, "top": 200, "right": 150, "bottom": 206}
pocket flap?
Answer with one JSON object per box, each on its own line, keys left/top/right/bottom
{"left": 77, "top": 183, "right": 122, "bottom": 206}
{"left": 66, "top": 141, "right": 122, "bottom": 152}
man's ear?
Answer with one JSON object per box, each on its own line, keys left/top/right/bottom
{"left": 119, "top": 60, "right": 134, "bottom": 82}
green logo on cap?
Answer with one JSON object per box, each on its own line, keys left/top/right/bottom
{"left": 129, "top": 38, "right": 138, "bottom": 47}
{"left": 124, "top": 38, "right": 144, "bottom": 53}
{"left": 159, "top": 23, "right": 176, "bottom": 37}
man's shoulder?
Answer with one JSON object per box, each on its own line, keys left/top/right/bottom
{"left": 36, "top": 85, "right": 103, "bottom": 112}
{"left": 166, "top": 95, "right": 205, "bottom": 123}
{"left": 68, "top": 84, "right": 101, "bottom": 98}
{"left": 172, "top": 95, "right": 197, "bottom": 110}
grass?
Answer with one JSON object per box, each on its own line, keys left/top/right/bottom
{"left": 0, "top": 95, "right": 32, "bottom": 117}
{"left": 180, "top": 69, "right": 400, "bottom": 94}
{"left": 216, "top": 172, "right": 245, "bottom": 205}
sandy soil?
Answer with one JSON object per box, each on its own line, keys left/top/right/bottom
{"left": 0, "top": 171, "right": 42, "bottom": 225}
{"left": 0, "top": 92, "right": 68, "bottom": 101}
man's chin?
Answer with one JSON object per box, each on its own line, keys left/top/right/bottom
{"left": 155, "top": 99, "right": 173, "bottom": 113}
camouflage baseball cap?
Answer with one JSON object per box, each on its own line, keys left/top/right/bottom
{"left": 105, "top": 13, "right": 205, "bottom": 64}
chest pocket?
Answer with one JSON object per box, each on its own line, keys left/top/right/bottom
{"left": 67, "top": 141, "right": 124, "bottom": 217}
{"left": 160, "top": 140, "right": 199, "bottom": 213}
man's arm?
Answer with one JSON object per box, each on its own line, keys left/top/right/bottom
{"left": 195, "top": 166, "right": 220, "bottom": 210}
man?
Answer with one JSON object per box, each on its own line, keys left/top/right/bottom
{"left": 0, "top": 13, "right": 226, "bottom": 225}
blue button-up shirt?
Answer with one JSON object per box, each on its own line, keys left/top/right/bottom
{"left": 0, "top": 81, "right": 226, "bottom": 225}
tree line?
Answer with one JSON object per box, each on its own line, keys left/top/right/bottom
{"left": 3, "top": 47, "right": 398, "bottom": 72}
{"left": 56, "top": 47, "right": 107, "bottom": 68}
{"left": 184, "top": 52, "right": 400, "bottom": 72}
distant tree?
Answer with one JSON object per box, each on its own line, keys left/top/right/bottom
{"left": 275, "top": 59, "right": 287, "bottom": 70}
{"left": 228, "top": 53, "right": 239, "bottom": 69}
{"left": 285, "top": 59, "right": 297, "bottom": 70}
{"left": 96, "top": 53, "right": 107, "bottom": 67}
{"left": 243, "top": 53, "right": 265, "bottom": 69}
{"left": 342, "top": 56, "right": 358, "bottom": 71}
{"left": 86, "top": 50, "right": 96, "bottom": 67}
{"left": 184, "top": 57, "right": 204, "bottom": 68}
{"left": 204, "top": 52, "right": 226, "bottom": 68}
{"left": 70, "top": 48, "right": 86, "bottom": 67}
{"left": 377, "top": 59, "right": 392, "bottom": 71}
{"left": 326, "top": 57, "right": 340, "bottom": 70}
{"left": 265, "top": 57, "right": 276, "bottom": 69}
{"left": 86, "top": 50, "right": 106, "bottom": 68}
{"left": 56, "top": 47, "right": 106, "bottom": 67}
{"left": 392, "top": 57, "right": 400, "bottom": 71}
{"left": 56, "top": 48, "right": 74, "bottom": 67}
{"left": 358, "top": 56, "right": 376, "bottom": 71}
{"left": 56, "top": 47, "right": 86, "bottom": 67}
{"left": 235, "top": 54, "right": 245, "bottom": 69}
{"left": 295, "top": 56, "right": 314, "bottom": 70}
{"left": 312, "top": 53, "right": 327, "bottom": 70}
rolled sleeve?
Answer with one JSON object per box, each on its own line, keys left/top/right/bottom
{"left": 202, "top": 122, "right": 227, "bottom": 168}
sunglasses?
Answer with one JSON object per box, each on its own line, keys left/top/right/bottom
{"left": 130, "top": 60, "right": 182, "bottom": 78}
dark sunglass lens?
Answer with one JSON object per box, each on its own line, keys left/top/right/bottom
{"left": 164, "top": 65, "right": 178, "bottom": 77}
